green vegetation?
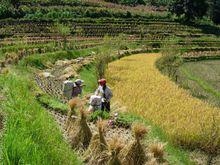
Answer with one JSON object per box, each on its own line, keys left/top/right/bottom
{"left": 53, "top": 23, "right": 71, "bottom": 50}
{"left": 37, "top": 94, "right": 69, "bottom": 114}
{"left": 155, "top": 37, "right": 183, "bottom": 81}
{"left": 20, "top": 47, "right": 99, "bottom": 69}
{"left": 106, "top": 0, "right": 173, "bottom": 6}
{"left": 1, "top": 0, "right": 220, "bottom": 163}
{"left": 89, "top": 110, "right": 110, "bottom": 122}
{"left": 211, "top": 0, "right": 220, "bottom": 24}
{"left": 105, "top": 0, "right": 147, "bottom": 6}
{"left": 0, "top": 0, "right": 19, "bottom": 19}
{"left": 177, "top": 60, "right": 220, "bottom": 107}
{"left": 79, "top": 64, "right": 97, "bottom": 94}
{"left": 0, "top": 68, "right": 81, "bottom": 164}
{"left": 169, "top": 0, "right": 209, "bottom": 21}
{"left": 156, "top": 54, "right": 183, "bottom": 81}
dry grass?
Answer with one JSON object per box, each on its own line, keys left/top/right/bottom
{"left": 119, "top": 122, "right": 148, "bottom": 165}
{"left": 83, "top": 119, "right": 108, "bottom": 164}
{"left": 69, "top": 109, "right": 92, "bottom": 149}
{"left": 106, "top": 53, "right": 220, "bottom": 152}
{"left": 108, "top": 138, "right": 124, "bottom": 165}
{"left": 68, "top": 98, "right": 80, "bottom": 111}
{"left": 65, "top": 98, "right": 80, "bottom": 132}
{"left": 149, "top": 142, "right": 166, "bottom": 163}
{"left": 132, "top": 122, "right": 149, "bottom": 141}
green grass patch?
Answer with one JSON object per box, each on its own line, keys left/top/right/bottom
{"left": 181, "top": 68, "right": 220, "bottom": 99}
{"left": 78, "top": 64, "right": 97, "bottom": 94}
{"left": 37, "top": 94, "right": 69, "bottom": 115}
{"left": 20, "top": 47, "right": 99, "bottom": 69}
{"left": 0, "top": 43, "right": 55, "bottom": 60}
{"left": 177, "top": 60, "right": 220, "bottom": 107}
{"left": 0, "top": 69, "right": 82, "bottom": 164}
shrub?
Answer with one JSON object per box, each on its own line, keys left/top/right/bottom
{"left": 95, "top": 49, "right": 111, "bottom": 80}
{"left": 211, "top": 0, "right": 220, "bottom": 24}
{"left": 169, "top": 0, "right": 208, "bottom": 21}
{"left": 53, "top": 23, "right": 71, "bottom": 50}
{"left": 0, "top": 0, "right": 18, "bottom": 19}
{"left": 156, "top": 54, "right": 183, "bottom": 81}
{"left": 156, "top": 37, "right": 183, "bottom": 81}
{"left": 89, "top": 110, "right": 110, "bottom": 122}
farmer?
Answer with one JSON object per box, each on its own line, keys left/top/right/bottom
{"left": 72, "top": 79, "right": 84, "bottom": 98}
{"left": 95, "top": 78, "right": 113, "bottom": 112}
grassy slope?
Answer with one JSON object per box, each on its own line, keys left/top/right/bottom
{"left": 0, "top": 44, "right": 122, "bottom": 163}
{"left": 0, "top": 67, "right": 82, "bottom": 164}
{"left": 178, "top": 60, "right": 220, "bottom": 107}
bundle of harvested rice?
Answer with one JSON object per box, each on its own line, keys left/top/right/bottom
{"left": 83, "top": 120, "right": 108, "bottom": 164}
{"left": 119, "top": 122, "right": 149, "bottom": 165}
{"left": 108, "top": 138, "right": 124, "bottom": 165}
{"left": 149, "top": 142, "right": 167, "bottom": 164}
{"left": 65, "top": 98, "right": 80, "bottom": 132}
{"left": 69, "top": 109, "right": 92, "bottom": 149}
{"left": 145, "top": 157, "right": 158, "bottom": 165}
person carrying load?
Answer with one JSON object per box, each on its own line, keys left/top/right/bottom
{"left": 95, "top": 78, "right": 113, "bottom": 112}
{"left": 72, "top": 79, "right": 84, "bottom": 98}
{"left": 63, "top": 79, "right": 84, "bottom": 100}
{"left": 88, "top": 95, "right": 102, "bottom": 112}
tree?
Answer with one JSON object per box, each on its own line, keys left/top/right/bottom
{"left": 9, "top": 0, "right": 19, "bottom": 8}
{"left": 211, "top": 0, "right": 220, "bottom": 24}
{"left": 54, "top": 23, "right": 71, "bottom": 50}
{"left": 169, "top": 0, "right": 209, "bottom": 21}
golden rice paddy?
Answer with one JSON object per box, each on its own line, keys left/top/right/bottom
{"left": 107, "top": 53, "right": 220, "bottom": 150}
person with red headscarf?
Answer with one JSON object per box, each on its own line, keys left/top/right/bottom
{"left": 95, "top": 78, "right": 113, "bottom": 112}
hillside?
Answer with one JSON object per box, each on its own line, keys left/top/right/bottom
{"left": 1, "top": 0, "right": 220, "bottom": 164}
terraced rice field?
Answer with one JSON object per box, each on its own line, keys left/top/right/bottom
{"left": 178, "top": 60, "right": 220, "bottom": 107}
{"left": 107, "top": 53, "right": 220, "bottom": 151}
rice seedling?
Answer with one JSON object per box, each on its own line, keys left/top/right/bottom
{"left": 106, "top": 53, "right": 220, "bottom": 152}
{"left": 119, "top": 122, "right": 148, "bottom": 165}
{"left": 69, "top": 109, "right": 92, "bottom": 149}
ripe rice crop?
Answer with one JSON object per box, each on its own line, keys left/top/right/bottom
{"left": 107, "top": 53, "right": 220, "bottom": 152}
